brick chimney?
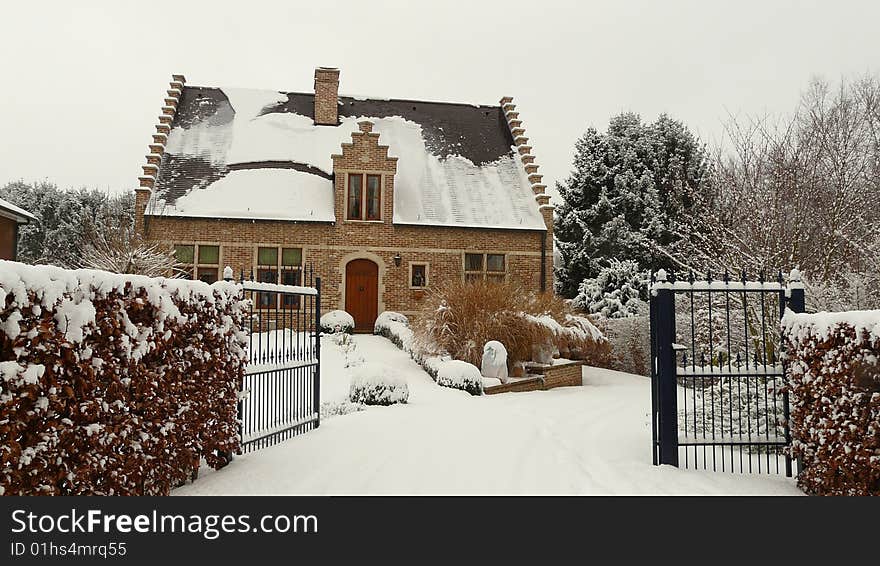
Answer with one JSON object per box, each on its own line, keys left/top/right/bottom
{"left": 314, "top": 67, "right": 340, "bottom": 125}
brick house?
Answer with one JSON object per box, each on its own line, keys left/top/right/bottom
{"left": 135, "top": 68, "right": 553, "bottom": 331}
{"left": 0, "top": 198, "right": 35, "bottom": 261}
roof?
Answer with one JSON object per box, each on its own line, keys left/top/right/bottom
{"left": 146, "top": 86, "right": 546, "bottom": 231}
{"left": 0, "top": 197, "right": 35, "bottom": 223}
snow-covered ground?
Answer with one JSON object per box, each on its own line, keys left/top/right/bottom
{"left": 176, "top": 335, "right": 801, "bottom": 495}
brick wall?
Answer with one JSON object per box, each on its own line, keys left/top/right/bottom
{"left": 483, "top": 361, "right": 584, "bottom": 395}
{"left": 142, "top": 112, "right": 552, "bottom": 319}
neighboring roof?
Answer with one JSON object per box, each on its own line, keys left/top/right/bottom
{"left": 147, "top": 86, "right": 546, "bottom": 231}
{"left": 0, "top": 197, "right": 35, "bottom": 223}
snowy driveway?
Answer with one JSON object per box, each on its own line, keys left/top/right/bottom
{"left": 176, "top": 335, "right": 801, "bottom": 495}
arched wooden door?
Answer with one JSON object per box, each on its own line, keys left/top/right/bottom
{"left": 345, "top": 259, "right": 379, "bottom": 332}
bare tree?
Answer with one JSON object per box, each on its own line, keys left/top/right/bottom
{"left": 655, "top": 74, "right": 880, "bottom": 310}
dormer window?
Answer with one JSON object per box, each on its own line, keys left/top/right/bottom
{"left": 347, "top": 173, "right": 382, "bottom": 220}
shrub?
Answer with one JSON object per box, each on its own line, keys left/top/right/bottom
{"left": 374, "top": 311, "right": 414, "bottom": 351}
{"left": 782, "top": 309, "right": 880, "bottom": 496}
{"left": 348, "top": 363, "right": 409, "bottom": 405}
{"left": 599, "top": 315, "right": 651, "bottom": 376}
{"left": 423, "top": 357, "right": 483, "bottom": 396}
{"left": 416, "top": 278, "right": 608, "bottom": 369}
{"left": 320, "top": 310, "right": 355, "bottom": 334}
{"left": 572, "top": 259, "right": 649, "bottom": 319}
{"left": 0, "top": 260, "right": 247, "bottom": 495}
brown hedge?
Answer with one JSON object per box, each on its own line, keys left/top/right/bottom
{"left": 783, "top": 312, "right": 880, "bottom": 496}
{"left": 0, "top": 262, "right": 247, "bottom": 495}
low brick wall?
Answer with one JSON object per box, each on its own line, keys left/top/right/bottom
{"left": 543, "top": 362, "right": 584, "bottom": 389}
{"left": 484, "top": 361, "right": 584, "bottom": 395}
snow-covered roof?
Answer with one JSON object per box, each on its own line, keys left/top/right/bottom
{"left": 147, "top": 86, "right": 546, "bottom": 231}
{"left": 0, "top": 197, "right": 35, "bottom": 223}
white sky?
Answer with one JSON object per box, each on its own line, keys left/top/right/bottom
{"left": 1, "top": 0, "right": 878, "bottom": 197}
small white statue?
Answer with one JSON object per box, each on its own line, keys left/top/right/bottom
{"left": 481, "top": 340, "right": 509, "bottom": 383}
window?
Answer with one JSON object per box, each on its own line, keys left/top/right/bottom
{"left": 197, "top": 245, "right": 220, "bottom": 283}
{"left": 410, "top": 263, "right": 428, "bottom": 288}
{"left": 174, "top": 244, "right": 219, "bottom": 282}
{"left": 256, "top": 246, "right": 303, "bottom": 308}
{"left": 464, "top": 253, "right": 506, "bottom": 282}
{"left": 347, "top": 173, "right": 382, "bottom": 220}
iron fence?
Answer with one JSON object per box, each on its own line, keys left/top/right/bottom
{"left": 233, "top": 267, "right": 322, "bottom": 453}
{"left": 650, "top": 269, "right": 805, "bottom": 476}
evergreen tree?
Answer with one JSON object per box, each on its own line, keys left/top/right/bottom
{"left": 554, "top": 113, "right": 708, "bottom": 297}
{"left": 0, "top": 180, "right": 135, "bottom": 266}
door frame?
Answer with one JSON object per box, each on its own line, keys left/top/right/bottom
{"left": 338, "top": 251, "right": 386, "bottom": 325}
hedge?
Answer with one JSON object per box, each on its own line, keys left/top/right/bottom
{"left": 782, "top": 309, "right": 880, "bottom": 496}
{"left": 0, "top": 261, "right": 248, "bottom": 495}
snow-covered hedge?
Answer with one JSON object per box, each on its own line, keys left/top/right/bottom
{"left": 349, "top": 363, "right": 409, "bottom": 405}
{"left": 782, "top": 309, "right": 880, "bottom": 496}
{"left": 320, "top": 310, "right": 355, "bottom": 334}
{"left": 374, "top": 311, "right": 482, "bottom": 395}
{"left": 0, "top": 260, "right": 247, "bottom": 495}
{"left": 374, "top": 311, "right": 414, "bottom": 351}
{"left": 423, "top": 357, "right": 483, "bottom": 396}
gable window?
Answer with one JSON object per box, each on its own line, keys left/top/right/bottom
{"left": 347, "top": 173, "right": 382, "bottom": 220}
{"left": 410, "top": 263, "right": 428, "bottom": 288}
{"left": 464, "top": 253, "right": 506, "bottom": 282}
{"left": 256, "top": 246, "right": 303, "bottom": 308}
{"left": 174, "top": 244, "right": 220, "bottom": 282}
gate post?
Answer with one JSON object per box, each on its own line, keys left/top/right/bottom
{"left": 785, "top": 269, "right": 805, "bottom": 477}
{"left": 654, "top": 270, "right": 679, "bottom": 467}
{"left": 787, "top": 269, "right": 805, "bottom": 314}
{"left": 314, "top": 277, "right": 322, "bottom": 429}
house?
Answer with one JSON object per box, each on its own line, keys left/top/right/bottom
{"left": 135, "top": 68, "right": 553, "bottom": 331}
{"left": 0, "top": 197, "right": 35, "bottom": 261}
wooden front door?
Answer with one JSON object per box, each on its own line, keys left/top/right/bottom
{"left": 345, "top": 259, "right": 379, "bottom": 332}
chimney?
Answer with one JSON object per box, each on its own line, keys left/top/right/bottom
{"left": 314, "top": 67, "right": 340, "bottom": 125}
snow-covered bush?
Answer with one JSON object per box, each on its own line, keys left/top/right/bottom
{"left": 417, "top": 278, "right": 609, "bottom": 370}
{"left": 572, "top": 259, "right": 649, "bottom": 319}
{"left": 0, "top": 260, "right": 247, "bottom": 495}
{"left": 374, "top": 311, "right": 414, "bottom": 351}
{"left": 782, "top": 309, "right": 880, "bottom": 496}
{"left": 423, "top": 357, "right": 483, "bottom": 396}
{"left": 320, "top": 310, "right": 355, "bottom": 334}
{"left": 77, "top": 220, "right": 178, "bottom": 277}
{"left": 373, "top": 311, "right": 482, "bottom": 395}
{"left": 348, "top": 363, "right": 409, "bottom": 405}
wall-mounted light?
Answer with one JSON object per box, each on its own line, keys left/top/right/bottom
{"left": 393, "top": 253, "right": 402, "bottom": 267}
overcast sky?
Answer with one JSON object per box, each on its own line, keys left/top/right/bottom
{"left": 2, "top": 0, "right": 878, "bottom": 198}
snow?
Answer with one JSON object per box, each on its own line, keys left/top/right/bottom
{"left": 156, "top": 87, "right": 546, "bottom": 230}
{"left": 0, "top": 260, "right": 243, "bottom": 359}
{"left": 241, "top": 279, "right": 318, "bottom": 295}
{"left": 349, "top": 363, "right": 409, "bottom": 405}
{"left": 175, "top": 334, "right": 800, "bottom": 495}
{"left": 481, "top": 340, "right": 508, "bottom": 382}
{"left": 320, "top": 310, "right": 354, "bottom": 333}
{"left": 0, "top": 197, "right": 36, "bottom": 221}
{"left": 781, "top": 308, "right": 880, "bottom": 343}
{"left": 157, "top": 168, "right": 335, "bottom": 222}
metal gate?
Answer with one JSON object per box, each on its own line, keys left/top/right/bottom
{"left": 236, "top": 268, "right": 322, "bottom": 453}
{"left": 650, "top": 269, "right": 805, "bottom": 475}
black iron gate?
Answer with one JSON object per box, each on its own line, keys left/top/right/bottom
{"left": 234, "top": 268, "right": 322, "bottom": 453}
{"left": 650, "top": 269, "right": 805, "bottom": 475}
